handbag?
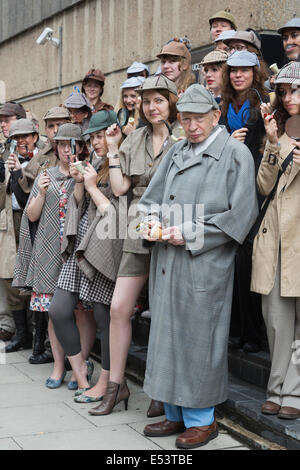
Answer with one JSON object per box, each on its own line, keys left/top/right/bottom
{"left": 246, "top": 148, "right": 294, "bottom": 244}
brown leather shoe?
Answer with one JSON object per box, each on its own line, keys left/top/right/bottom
{"left": 0, "top": 329, "right": 14, "bottom": 342}
{"left": 144, "top": 420, "right": 186, "bottom": 437}
{"left": 175, "top": 418, "right": 218, "bottom": 449}
{"left": 88, "top": 381, "right": 130, "bottom": 416}
{"left": 261, "top": 401, "right": 281, "bottom": 415}
{"left": 278, "top": 406, "right": 300, "bottom": 420}
{"left": 147, "top": 400, "right": 165, "bottom": 418}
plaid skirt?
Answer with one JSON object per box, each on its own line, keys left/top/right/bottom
{"left": 57, "top": 207, "right": 115, "bottom": 306}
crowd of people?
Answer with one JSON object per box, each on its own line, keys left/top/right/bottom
{"left": 1, "top": 9, "right": 300, "bottom": 448}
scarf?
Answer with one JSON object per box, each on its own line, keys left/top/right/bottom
{"left": 227, "top": 100, "right": 251, "bottom": 133}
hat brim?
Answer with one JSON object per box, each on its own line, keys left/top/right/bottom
{"left": 176, "top": 103, "right": 216, "bottom": 113}
{"left": 82, "top": 124, "right": 110, "bottom": 136}
{"left": 0, "top": 111, "right": 14, "bottom": 117}
{"left": 10, "top": 129, "right": 37, "bottom": 137}
{"left": 53, "top": 136, "right": 83, "bottom": 141}
{"left": 278, "top": 26, "right": 300, "bottom": 34}
{"left": 275, "top": 78, "right": 300, "bottom": 86}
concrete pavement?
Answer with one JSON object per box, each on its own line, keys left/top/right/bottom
{"left": 0, "top": 349, "right": 249, "bottom": 451}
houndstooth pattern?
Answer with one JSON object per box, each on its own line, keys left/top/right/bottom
{"left": 57, "top": 204, "right": 115, "bottom": 305}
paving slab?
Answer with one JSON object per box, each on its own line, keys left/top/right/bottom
{"left": 0, "top": 357, "right": 248, "bottom": 450}
{"left": 0, "top": 351, "right": 28, "bottom": 365}
{"left": 0, "top": 402, "right": 94, "bottom": 439}
{"left": 14, "top": 425, "right": 162, "bottom": 450}
{"left": 0, "top": 438, "right": 22, "bottom": 450}
{"left": 0, "top": 364, "right": 33, "bottom": 385}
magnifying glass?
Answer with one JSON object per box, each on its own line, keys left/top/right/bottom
{"left": 285, "top": 115, "right": 300, "bottom": 142}
{"left": 117, "top": 108, "right": 130, "bottom": 128}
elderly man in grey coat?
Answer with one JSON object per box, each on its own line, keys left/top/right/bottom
{"left": 138, "top": 84, "right": 258, "bottom": 449}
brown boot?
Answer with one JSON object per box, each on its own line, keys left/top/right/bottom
{"left": 147, "top": 400, "right": 165, "bottom": 418}
{"left": 88, "top": 381, "right": 130, "bottom": 416}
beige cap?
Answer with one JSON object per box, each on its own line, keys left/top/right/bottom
{"left": 43, "top": 106, "right": 71, "bottom": 121}
{"left": 9, "top": 119, "right": 38, "bottom": 138}
{"left": 136, "top": 74, "right": 178, "bottom": 96}
{"left": 223, "top": 30, "right": 261, "bottom": 51}
{"left": 209, "top": 10, "right": 237, "bottom": 30}
{"left": 200, "top": 50, "right": 229, "bottom": 65}
{"left": 157, "top": 41, "right": 191, "bottom": 64}
{"left": 53, "top": 123, "right": 83, "bottom": 141}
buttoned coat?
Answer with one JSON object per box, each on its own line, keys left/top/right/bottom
{"left": 139, "top": 126, "right": 258, "bottom": 408}
{"left": 0, "top": 169, "right": 17, "bottom": 278}
{"left": 251, "top": 134, "right": 300, "bottom": 296}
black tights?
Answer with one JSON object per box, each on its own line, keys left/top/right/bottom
{"left": 48, "top": 288, "right": 110, "bottom": 370}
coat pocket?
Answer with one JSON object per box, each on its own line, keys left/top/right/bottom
{"left": 191, "top": 256, "right": 206, "bottom": 291}
{"left": 0, "top": 208, "right": 7, "bottom": 231}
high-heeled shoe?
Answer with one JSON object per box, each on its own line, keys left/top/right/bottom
{"left": 46, "top": 370, "right": 67, "bottom": 389}
{"left": 88, "top": 381, "right": 130, "bottom": 416}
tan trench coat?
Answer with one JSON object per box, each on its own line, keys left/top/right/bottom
{"left": 0, "top": 170, "right": 17, "bottom": 279}
{"left": 251, "top": 134, "right": 300, "bottom": 296}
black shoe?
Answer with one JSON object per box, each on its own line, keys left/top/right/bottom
{"left": 5, "top": 310, "right": 32, "bottom": 353}
{"left": 228, "top": 336, "right": 242, "bottom": 350}
{"left": 243, "top": 342, "right": 261, "bottom": 353}
{"left": 28, "top": 312, "right": 51, "bottom": 364}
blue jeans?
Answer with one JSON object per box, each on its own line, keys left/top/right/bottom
{"left": 164, "top": 403, "right": 215, "bottom": 428}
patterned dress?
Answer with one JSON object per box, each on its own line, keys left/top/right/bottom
{"left": 30, "top": 185, "right": 68, "bottom": 312}
{"left": 57, "top": 199, "right": 115, "bottom": 306}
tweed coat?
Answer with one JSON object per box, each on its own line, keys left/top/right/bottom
{"left": 13, "top": 167, "right": 75, "bottom": 293}
{"left": 61, "top": 158, "right": 128, "bottom": 282}
{"left": 139, "top": 126, "right": 258, "bottom": 408}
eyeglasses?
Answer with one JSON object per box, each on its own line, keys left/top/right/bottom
{"left": 0, "top": 116, "right": 16, "bottom": 124}
{"left": 229, "top": 44, "right": 248, "bottom": 52}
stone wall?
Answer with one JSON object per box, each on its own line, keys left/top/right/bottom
{"left": 0, "top": 0, "right": 299, "bottom": 126}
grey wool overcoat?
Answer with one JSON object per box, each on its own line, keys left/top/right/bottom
{"left": 139, "top": 126, "right": 258, "bottom": 408}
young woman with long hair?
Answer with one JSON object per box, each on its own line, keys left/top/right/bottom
{"left": 48, "top": 110, "right": 127, "bottom": 402}
{"left": 251, "top": 62, "right": 300, "bottom": 419}
{"left": 87, "top": 75, "right": 179, "bottom": 417}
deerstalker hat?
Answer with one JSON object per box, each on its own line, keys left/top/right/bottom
{"left": 0, "top": 102, "right": 26, "bottom": 119}
{"left": 82, "top": 110, "right": 118, "bottom": 136}
{"left": 64, "top": 90, "right": 92, "bottom": 110}
{"left": 127, "top": 62, "right": 150, "bottom": 75}
{"left": 136, "top": 74, "right": 178, "bottom": 96}
{"left": 43, "top": 106, "right": 71, "bottom": 121}
{"left": 176, "top": 84, "right": 220, "bottom": 114}
{"left": 209, "top": 10, "right": 237, "bottom": 30}
{"left": 200, "top": 50, "right": 229, "bottom": 65}
{"left": 278, "top": 18, "right": 300, "bottom": 35}
{"left": 227, "top": 50, "right": 260, "bottom": 68}
{"left": 274, "top": 61, "right": 300, "bottom": 88}
{"left": 120, "top": 77, "right": 145, "bottom": 89}
{"left": 223, "top": 30, "right": 261, "bottom": 51}
{"left": 9, "top": 119, "right": 38, "bottom": 138}
{"left": 53, "top": 123, "right": 83, "bottom": 141}
{"left": 157, "top": 41, "right": 191, "bottom": 63}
